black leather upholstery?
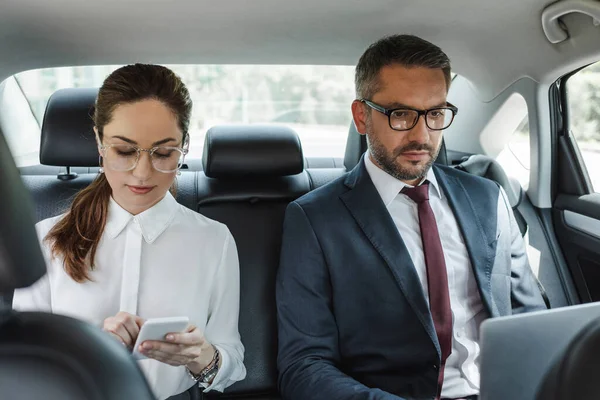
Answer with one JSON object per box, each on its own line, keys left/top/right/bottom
{"left": 197, "top": 171, "right": 310, "bottom": 399}
{"left": 0, "top": 133, "right": 46, "bottom": 293}
{"left": 22, "top": 175, "right": 98, "bottom": 223}
{"left": 303, "top": 157, "right": 344, "bottom": 169}
{"left": 197, "top": 174, "right": 310, "bottom": 206}
{"left": 343, "top": 123, "right": 365, "bottom": 171}
{"left": 436, "top": 141, "right": 448, "bottom": 166}
{"left": 202, "top": 125, "right": 304, "bottom": 179}
{"left": 306, "top": 168, "right": 346, "bottom": 190}
{"left": 19, "top": 165, "right": 101, "bottom": 176}
{"left": 20, "top": 172, "right": 197, "bottom": 226}
{"left": 536, "top": 318, "right": 600, "bottom": 400}
{"left": 0, "top": 311, "right": 155, "bottom": 400}
{"left": 40, "top": 88, "right": 99, "bottom": 167}
{"left": 200, "top": 201, "right": 290, "bottom": 398}
{"left": 1, "top": 126, "right": 154, "bottom": 399}
{"left": 343, "top": 122, "right": 449, "bottom": 170}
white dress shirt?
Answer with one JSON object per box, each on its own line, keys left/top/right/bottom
{"left": 13, "top": 192, "right": 246, "bottom": 400}
{"left": 365, "top": 155, "right": 488, "bottom": 399}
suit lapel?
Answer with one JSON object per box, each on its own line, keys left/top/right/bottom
{"left": 433, "top": 166, "right": 498, "bottom": 316}
{"left": 340, "top": 159, "right": 440, "bottom": 356}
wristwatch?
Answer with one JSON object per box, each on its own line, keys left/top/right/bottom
{"left": 187, "top": 346, "right": 220, "bottom": 384}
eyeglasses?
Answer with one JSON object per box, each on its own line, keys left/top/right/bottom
{"left": 360, "top": 99, "right": 458, "bottom": 131}
{"left": 98, "top": 143, "right": 188, "bottom": 173}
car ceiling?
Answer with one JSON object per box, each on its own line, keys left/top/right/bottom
{"left": 1, "top": 0, "right": 600, "bottom": 101}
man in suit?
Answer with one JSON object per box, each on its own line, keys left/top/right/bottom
{"left": 276, "top": 34, "right": 546, "bottom": 400}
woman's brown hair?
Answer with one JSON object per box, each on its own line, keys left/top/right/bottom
{"left": 45, "top": 64, "right": 192, "bottom": 282}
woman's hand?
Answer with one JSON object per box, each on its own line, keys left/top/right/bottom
{"left": 139, "top": 324, "right": 216, "bottom": 373}
{"left": 103, "top": 311, "right": 145, "bottom": 349}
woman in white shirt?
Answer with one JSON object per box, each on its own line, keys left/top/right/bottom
{"left": 13, "top": 64, "right": 246, "bottom": 399}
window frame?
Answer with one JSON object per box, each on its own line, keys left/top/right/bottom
{"left": 559, "top": 63, "right": 597, "bottom": 195}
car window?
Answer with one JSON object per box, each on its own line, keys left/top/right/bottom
{"left": 566, "top": 61, "right": 600, "bottom": 192}
{"left": 496, "top": 115, "right": 530, "bottom": 188}
{"left": 481, "top": 93, "right": 531, "bottom": 189}
{"left": 13, "top": 65, "right": 356, "bottom": 163}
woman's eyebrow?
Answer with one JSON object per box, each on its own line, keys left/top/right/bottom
{"left": 110, "top": 135, "right": 137, "bottom": 144}
{"left": 152, "top": 137, "right": 177, "bottom": 146}
{"left": 107, "top": 135, "right": 177, "bottom": 146}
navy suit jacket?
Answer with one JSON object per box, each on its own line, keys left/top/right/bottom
{"left": 276, "top": 158, "right": 546, "bottom": 400}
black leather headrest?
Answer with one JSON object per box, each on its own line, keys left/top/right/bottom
{"left": 436, "top": 139, "right": 448, "bottom": 166}
{"left": 0, "top": 128, "right": 47, "bottom": 293}
{"left": 202, "top": 125, "right": 304, "bottom": 179}
{"left": 344, "top": 123, "right": 366, "bottom": 171}
{"left": 343, "top": 123, "right": 448, "bottom": 171}
{"left": 536, "top": 318, "right": 600, "bottom": 400}
{"left": 40, "top": 88, "right": 99, "bottom": 167}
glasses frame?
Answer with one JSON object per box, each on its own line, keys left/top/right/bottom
{"left": 359, "top": 99, "right": 458, "bottom": 131}
{"left": 96, "top": 137, "right": 189, "bottom": 173}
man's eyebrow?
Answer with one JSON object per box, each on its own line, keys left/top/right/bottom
{"left": 384, "top": 101, "right": 448, "bottom": 109}
{"left": 430, "top": 102, "right": 448, "bottom": 108}
{"left": 107, "top": 136, "right": 177, "bottom": 146}
{"left": 384, "top": 101, "right": 412, "bottom": 109}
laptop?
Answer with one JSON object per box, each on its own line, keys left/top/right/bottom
{"left": 479, "top": 302, "right": 600, "bottom": 400}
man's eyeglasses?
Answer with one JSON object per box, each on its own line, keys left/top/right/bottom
{"left": 98, "top": 142, "right": 188, "bottom": 173}
{"left": 360, "top": 99, "right": 458, "bottom": 131}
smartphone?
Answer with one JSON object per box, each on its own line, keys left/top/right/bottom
{"left": 132, "top": 316, "right": 190, "bottom": 360}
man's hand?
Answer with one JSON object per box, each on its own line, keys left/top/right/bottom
{"left": 103, "top": 311, "right": 145, "bottom": 349}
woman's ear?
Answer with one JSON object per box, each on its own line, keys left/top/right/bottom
{"left": 94, "top": 127, "right": 102, "bottom": 155}
{"left": 182, "top": 132, "right": 190, "bottom": 152}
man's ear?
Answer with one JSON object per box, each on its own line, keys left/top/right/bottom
{"left": 351, "top": 100, "right": 368, "bottom": 136}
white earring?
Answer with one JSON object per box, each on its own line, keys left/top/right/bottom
{"left": 98, "top": 155, "right": 104, "bottom": 174}
{"left": 177, "top": 170, "right": 181, "bottom": 176}
{"left": 99, "top": 167, "right": 104, "bottom": 174}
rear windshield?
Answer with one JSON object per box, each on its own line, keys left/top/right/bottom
{"left": 14, "top": 64, "right": 356, "bottom": 163}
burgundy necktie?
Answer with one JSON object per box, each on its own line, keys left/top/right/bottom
{"left": 402, "top": 182, "right": 452, "bottom": 399}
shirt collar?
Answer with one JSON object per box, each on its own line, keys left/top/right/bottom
{"left": 364, "top": 153, "right": 442, "bottom": 207}
{"left": 105, "top": 191, "right": 179, "bottom": 243}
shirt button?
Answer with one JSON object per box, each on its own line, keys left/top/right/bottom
{"left": 433, "top": 365, "right": 438, "bottom": 371}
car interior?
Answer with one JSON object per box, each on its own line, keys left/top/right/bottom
{"left": 2, "top": 0, "right": 600, "bottom": 399}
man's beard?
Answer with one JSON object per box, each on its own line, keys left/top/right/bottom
{"left": 366, "top": 123, "right": 440, "bottom": 182}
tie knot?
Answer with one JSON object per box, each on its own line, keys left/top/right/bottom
{"left": 402, "top": 181, "right": 430, "bottom": 203}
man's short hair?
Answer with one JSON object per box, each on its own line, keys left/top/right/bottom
{"left": 355, "top": 34, "right": 452, "bottom": 100}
